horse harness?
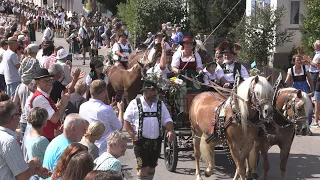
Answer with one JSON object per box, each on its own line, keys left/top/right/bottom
{"left": 136, "top": 98, "right": 162, "bottom": 140}
{"left": 278, "top": 89, "right": 301, "bottom": 124}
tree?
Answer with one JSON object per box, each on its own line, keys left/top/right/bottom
{"left": 188, "top": 0, "right": 211, "bottom": 33}
{"left": 233, "top": 5, "right": 294, "bottom": 66}
{"left": 211, "top": 0, "right": 246, "bottom": 39}
{"left": 96, "top": 0, "right": 126, "bottom": 15}
{"left": 117, "top": 0, "right": 187, "bottom": 37}
{"left": 301, "top": 0, "right": 320, "bottom": 54}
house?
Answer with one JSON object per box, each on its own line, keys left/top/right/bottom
{"left": 246, "top": 0, "right": 305, "bottom": 69}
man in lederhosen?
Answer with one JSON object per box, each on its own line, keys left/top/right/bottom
{"left": 124, "top": 80, "right": 175, "bottom": 180}
{"left": 78, "top": 21, "right": 91, "bottom": 65}
{"left": 217, "top": 41, "right": 249, "bottom": 88}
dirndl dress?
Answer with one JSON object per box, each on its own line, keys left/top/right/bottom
{"left": 290, "top": 65, "right": 311, "bottom": 94}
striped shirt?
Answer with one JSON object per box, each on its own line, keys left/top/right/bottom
{"left": 0, "top": 126, "right": 29, "bottom": 180}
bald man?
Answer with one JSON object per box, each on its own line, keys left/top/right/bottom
{"left": 41, "top": 114, "right": 88, "bottom": 179}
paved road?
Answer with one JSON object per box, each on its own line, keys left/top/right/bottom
{"left": 35, "top": 32, "right": 320, "bottom": 180}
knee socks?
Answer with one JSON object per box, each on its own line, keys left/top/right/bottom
{"left": 137, "top": 175, "right": 148, "bottom": 180}
{"left": 147, "top": 172, "right": 155, "bottom": 180}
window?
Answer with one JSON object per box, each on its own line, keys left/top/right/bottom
{"left": 290, "top": 1, "right": 300, "bottom": 24}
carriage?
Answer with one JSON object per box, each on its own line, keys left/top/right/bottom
{"left": 160, "top": 90, "right": 197, "bottom": 172}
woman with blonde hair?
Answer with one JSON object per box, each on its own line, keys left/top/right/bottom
{"left": 80, "top": 120, "right": 106, "bottom": 159}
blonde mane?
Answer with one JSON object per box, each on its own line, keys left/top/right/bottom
{"left": 279, "top": 87, "right": 313, "bottom": 118}
{"left": 237, "top": 76, "right": 274, "bottom": 132}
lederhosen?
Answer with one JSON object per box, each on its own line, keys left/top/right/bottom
{"left": 117, "top": 43, "right": 131, "bottom": 69}
{"left": 133, "top": 98, "right": 162, "bottom": 169}
{"left": 221, "top": 62, "right": 243, "bottom": 88}
{"left": 30, "top": 90, "right": 61, "bottom": 141}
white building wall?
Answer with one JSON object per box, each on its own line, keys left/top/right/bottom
{"left": 246, "top": 0, "right": 305, "bottom": 53}
{"left": 275, "top": 0, "right": 305, "bottom": 53}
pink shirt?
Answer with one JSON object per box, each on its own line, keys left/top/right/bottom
{"left": 43, "top": 54, "right": 57, "bottom": 69}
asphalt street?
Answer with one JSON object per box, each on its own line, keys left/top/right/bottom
{"left": 35, "top": 31, "right": 320, "bottom": 180}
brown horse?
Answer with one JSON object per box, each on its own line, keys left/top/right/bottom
{"left": 107, "top": 62, "right": 145, "bottom": 102}
{"left": 248, "top": 87, "right": 313, "bottom": 180}
{"left": 189, "top": 76, "right": 274, "bottom": 180}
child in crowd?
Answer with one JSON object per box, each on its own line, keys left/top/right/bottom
{"left": 203, "top": 61, "right": 219, "bottom": 85}
{"left": 24, "top": 107, "right": 50, "bottom": 180}
{"left": 80, "top": 120, "right": 106, "bottom": 159}
{"left": 90, "top": 35, "right": 99, "bottom": 60}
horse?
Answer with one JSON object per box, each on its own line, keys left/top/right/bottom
{"left": 248, "top": 87, "right": 313, "bottom": 180}
{"left": 189, "top": 76, "right": 274, "bottom": 180}
{"left": 106, "top": 62, "right": 145, "bottom": 103}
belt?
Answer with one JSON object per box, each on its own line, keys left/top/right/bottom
{"left": 310, "top": 72, "right": 319, "bottom": 74}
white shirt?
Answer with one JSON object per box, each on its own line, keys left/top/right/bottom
{"left": 202, "top": 66, "right": 224, "bottom": 85}
{"left": 85, "top": 74, "right": 109, "bottom": 85}
{"left": 56, "top": 60, "right": 72, "bottom": 86}
{"left": 0, "top": 48, "right": 6, "bottom": 74}
{"left": 0, "top": 127, "right": 29, "bottom": 180}
{"left": 310, "top": 51, "right": 320, "bottom": 73}
{"left": 221, "top": 62, "right": 249, "bottom": 83}
{"left": 287, "top": 65, "right": 306, "bottom": 76}
{"left": 78, "top": 26, "right": 89, "bottom": 39}
{"left": 112, "top": 42, "right": 133, "bottom": 61}
{"left": 42, "top": 27, "right": 53, "bottom": 42}
{"left": 171, "top": 51, "right": 203, "bottom": 69}
{"left": 124, "top": 96, "right": 173, "bottom": 139}
{"left": 31, "top": 88, "right": 55, "bottom": 120}
{"left": 146, "top": 63, "right": 171, "bottom": 81}
{"left": 79, "top": 99, "right": 122, "bottom": 156}
{"left": 147, "top": 42, "right": 171, "bottom": 62}
{"left": 36, "top": 49, "right": 43, "bottom": 63}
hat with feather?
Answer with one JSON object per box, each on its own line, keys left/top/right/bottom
{"left": 217, "top": 41, "right": 241, "bottom": 55}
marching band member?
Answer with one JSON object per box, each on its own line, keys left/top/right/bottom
{"left": 111, "top": 31, "right": 133, "bottom": 69}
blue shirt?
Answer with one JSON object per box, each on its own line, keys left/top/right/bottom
{"left": 25, "top": 135, "right": 49, "bottom": 164}
{"left": 173, "top": 32, "right": 183, "bottom": 44}
{"left": 41, "top": 135, "right": 71, "bottom": 180}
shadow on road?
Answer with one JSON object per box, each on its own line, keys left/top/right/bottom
{"left": 261, "top": 153, "right": 320, "bottom": 179}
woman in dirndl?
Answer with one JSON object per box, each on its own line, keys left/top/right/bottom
{"left": 285, "top": 54, "right": 314, "bottom": 125}
{"left": 285, "top": 54, "right": 313, "bottom": 93}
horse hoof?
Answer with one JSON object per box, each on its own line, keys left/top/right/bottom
{"left": 196, "top": 176, "right": 203, "bottom": 180}
{"left": 251, "top": 173, "right": 258, "bottom": 179}
{"left": 204, "top": 171, "right": 211, "bottom": 177}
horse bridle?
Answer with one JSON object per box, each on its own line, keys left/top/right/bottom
{"left": 281, "top": 90, "right": 304, "bottom": 124}
{"left": 248, "top": 78, "right": 271, "bottom": 121}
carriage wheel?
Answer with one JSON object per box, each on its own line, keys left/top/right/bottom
{"left": 163, "top": 131, "right": 178, "bottom": 172}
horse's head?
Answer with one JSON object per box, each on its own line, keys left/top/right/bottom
{"left": 237, "top": 76, "right": 274, "bottom": 130}
{"left": 195, "top": 40, "right": 214, "bottom": 65}
{"left": 277, "top": 88, "right": 312, "bottom": 136}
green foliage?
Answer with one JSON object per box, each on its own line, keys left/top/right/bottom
{"left": 233, "top": 5, "right": 294, "bottom": 66}
{"left": 96, "top": 0, "right": 126, "bottom": 15}
{"left": 117, "top": 0, "right": 137, "bottom": 36}
{"left": 211, "top": 0, "right": 246, "bottom": 39}
{"left": 301, "top": 0, "right": 320, "bottom": 55}
{"left": 117, "top": 0, "right": 187, "bottom": 37}
{"left": 188, "top": 0, "right": 211, "bottom": 33}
